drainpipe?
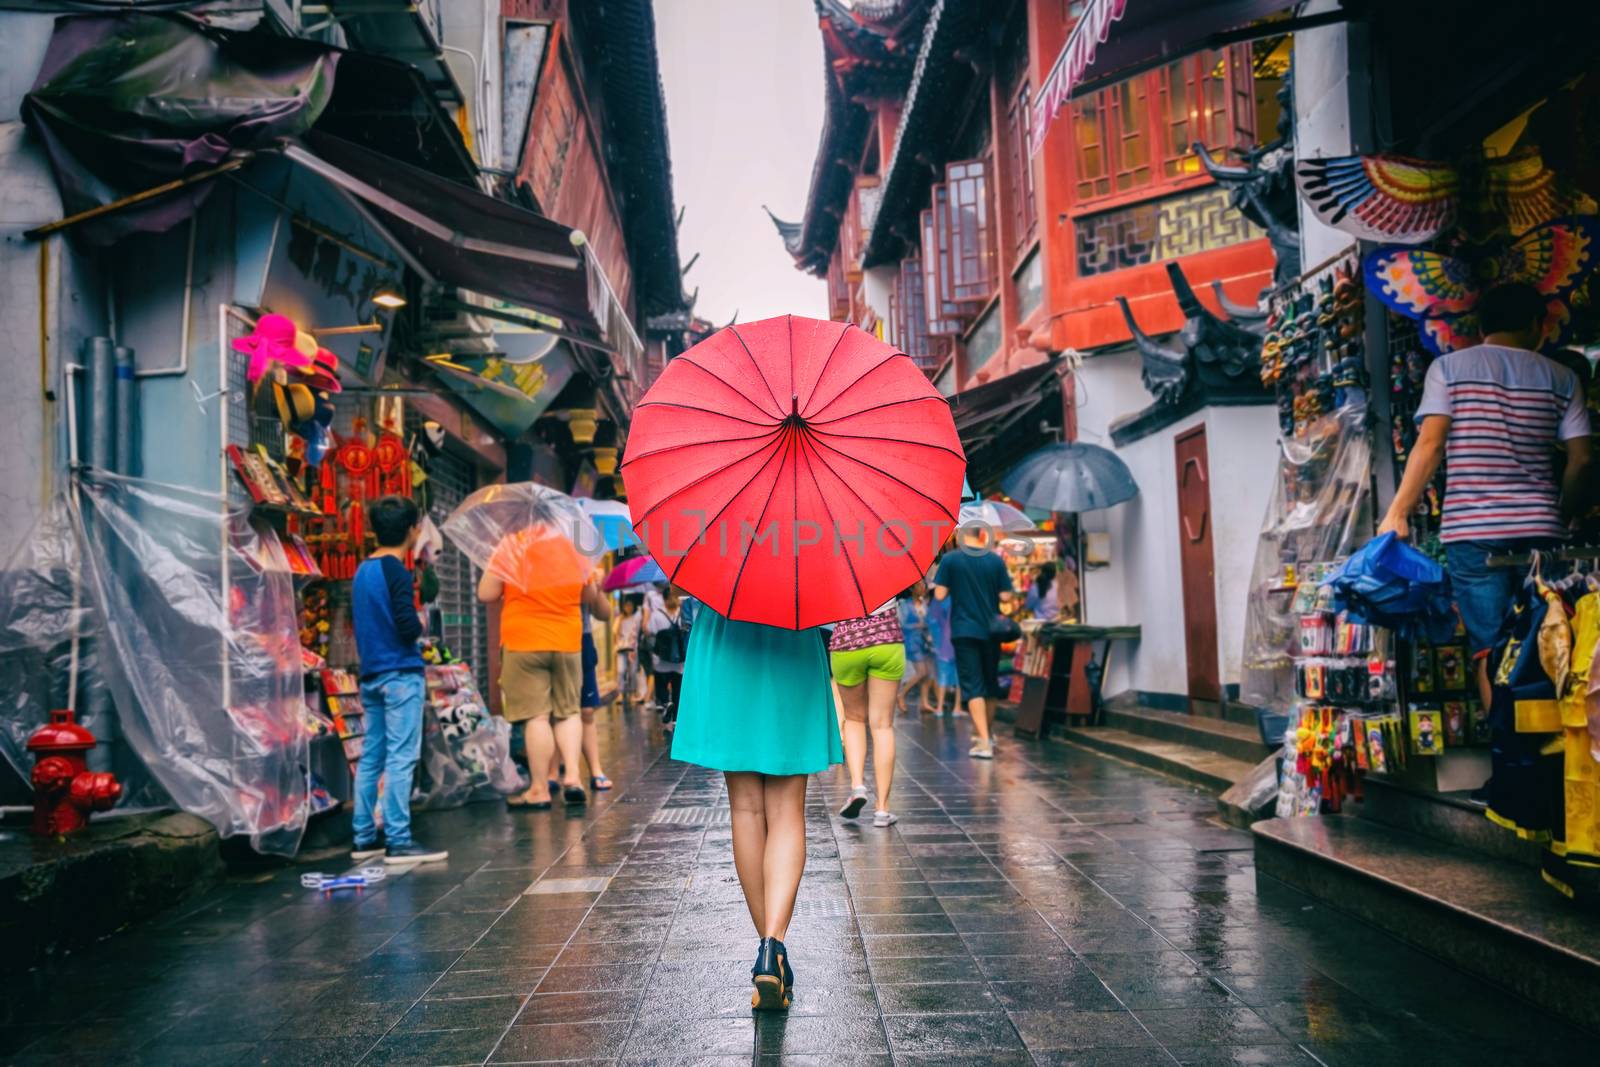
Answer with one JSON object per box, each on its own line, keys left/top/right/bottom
{"left": 114, "top": 345, "right": 137, "bottom": 477}
{"left": 81, "top": 337, "right": 118, "bottom": 773}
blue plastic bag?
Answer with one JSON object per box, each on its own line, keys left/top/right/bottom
{"left": 1323, "top": 532, "right": 1457, "bottom": 643}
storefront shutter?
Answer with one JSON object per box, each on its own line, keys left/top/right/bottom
{"left": 406, "top": 413, "right": 492, "bottom": 698}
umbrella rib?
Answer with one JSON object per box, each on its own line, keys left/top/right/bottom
{"left": 727, "top": 324, "right": 786, "bottom": 418}
{"left": 655, "top": 426, "right": 793, "bottom": 588}
{"left": 795, "top": 432, "right": 871, "bottom": 618}
{"left": 806, "top": 394, "right": 949, "bottom": 428}
{"left": 797, "top": 323, "right": 854, "bottom": 416}
{"left": 724, "top": 424, "right": 797, "bottom": 616}
{"left": 808, "top": 428, "right": 967, "bottom": 462}
{"left": 619, "top": 426, "right": 785, "bottom": 470}
{"left": 634, "top": 431, "right": 788, "bottom": 531}
{"left": 798, "top": 431, "right": 925, "bottom": 594}
{"left": 802, "top": 351, "right": 899, "bottom": 420}
{"left": 805, "top": 433, "right": 959, "bottom": 524}
{"left": 633, "top": 401, "right": 778, "bottom": 428}
{"left": 661, "top": 356, "right": 783, "bottom": 422}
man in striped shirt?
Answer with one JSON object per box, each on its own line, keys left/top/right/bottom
{"left": 1378, "top": 283, "right": 1593, "bottom": 707}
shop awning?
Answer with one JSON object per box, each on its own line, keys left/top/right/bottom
{"left": 286, "top": 132, "right": 643, "bottom": 380}
{"left": 949, "top": 362, "right": 1064, "bottom": 491}
{"left": 1029, "top": 0, "right": 1353, "bottom": 153}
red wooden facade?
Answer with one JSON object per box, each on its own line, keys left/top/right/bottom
{"left": 801, "top": 1, "right": 1280, "bottom": 396}
{"left": 507, "top": 0, "right": 635, "bottom": 318}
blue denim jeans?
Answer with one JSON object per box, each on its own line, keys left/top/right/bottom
{"left": 352, "top": 669, "right": 426, "bottom": 848}
{"left": 1444, "top": 538, "right": 1558, "bottom": 656}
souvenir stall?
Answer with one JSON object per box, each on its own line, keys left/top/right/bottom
{"left": 1261, "top": 48, "right": 1600, "bottom": 896}
{"left": 221, "top": 310, "right": 518, "bottom": 826}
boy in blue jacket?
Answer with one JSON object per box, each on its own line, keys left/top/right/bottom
{"left": 350, "top": 495, "right": 446, "bottom": 864}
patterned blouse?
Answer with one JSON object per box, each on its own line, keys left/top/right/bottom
{"left": 829, "top": 608, "right": 904, "bottom": 652}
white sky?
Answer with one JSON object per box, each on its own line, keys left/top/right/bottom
{"left": 655, "top": 0, "right": 827, "bottom": 326}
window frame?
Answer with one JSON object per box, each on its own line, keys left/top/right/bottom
{"left": 1068, "top": 43, "right": 1256, "bottom": 212}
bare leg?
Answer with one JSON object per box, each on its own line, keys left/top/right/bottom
{"left": 838, "top": 682, "right": 869, "bottom": 792}
{"left": 553, "top": 715, "right": 584, "bottom": 787}
{"left": 1476, "top": 655, "right": 1492, "bottom": 713}
{"left": 726, "top": 771, "right": 767, "bottom": 935}
{"left": 832, "top": 681, "right": 846, "bottom": 739}
{"left": 933, "top": 681, "right": 946, "bottom": 714}
{"left": 521, "top": 717, "right": 555, "bottom": 802}
{"left": 580, "top": 709, "right": 604, "bottom": 782}
{"left": 867, "top": 676, "right": 898, "bottom": 812}
{"left": 761, "top": 774, "right": 809, "bottom": 940}
{"left": 969, "top": 695, "right": 990, "bottom": 744}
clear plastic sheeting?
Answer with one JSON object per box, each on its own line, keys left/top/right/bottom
{"left": 441, "top": 482, "right": 603, "bottom": 594}
{"left": 1241, "top": 400, "right": 1375, "bottom": 710}
{"left": 0, "top": 496, "right": 102, "bottom": 791}
{"left": 414, "top": 663, "right": 523, "bottom": 810}
{"left": 0, "top": 471, "right": 308, "bottom": 854}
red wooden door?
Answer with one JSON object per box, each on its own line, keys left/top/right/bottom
{"left": 1174, "top": 426, "right": 1221, "bottom": 710}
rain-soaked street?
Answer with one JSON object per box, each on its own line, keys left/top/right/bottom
{"left": 4, "top": 710, "right": 1594, "bottom": 1066}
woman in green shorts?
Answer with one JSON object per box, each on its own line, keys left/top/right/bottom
{"left": 829, "top": 604, "right": 906, "bottom": 828}
{"left": 671, "top": 606, "right": 842, "bottom": 1012}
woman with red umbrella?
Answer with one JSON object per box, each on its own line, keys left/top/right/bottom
{"left": 623, "top": 316, "right": 964, "bottom": 1011}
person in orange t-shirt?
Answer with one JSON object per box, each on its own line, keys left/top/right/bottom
{"left": 479, "top": 528, "right": 609, "bottom": 809}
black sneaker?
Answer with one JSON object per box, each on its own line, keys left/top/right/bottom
{"left": 351, "top": 834, "right": 386, "bottom": 861}
{"left": 384, "top": 841, "right": 448, "bottom": 864}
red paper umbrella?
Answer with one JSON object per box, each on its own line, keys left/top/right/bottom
{"left": 623, "top": 315, "right": 965, "bottom": 630}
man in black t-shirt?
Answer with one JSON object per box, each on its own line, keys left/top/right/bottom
{"left": 933, "top": 527, "right": 1014, "bottom": 759}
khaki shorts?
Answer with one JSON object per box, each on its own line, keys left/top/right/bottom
{"left": 501, "top": 650, "right": 582, "bottom": 722}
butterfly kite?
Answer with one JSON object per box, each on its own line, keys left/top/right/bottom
{"left": 1296, "top": 148, "right": 1593, "bottom": 244}
{"left": 1296, "top": 148, "right": 1600, "bottom": 354}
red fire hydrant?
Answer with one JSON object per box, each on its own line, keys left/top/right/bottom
{"left": 28, "top": 709, "right": 121, "bottom": 835}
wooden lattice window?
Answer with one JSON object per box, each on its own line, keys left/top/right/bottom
{"left": 840, "top": 176, "right": 881, "bottom": 281}
{"left": 1157, "top": 47, "right": 1255, "bottom": 178}
{"left": 919, "top": 205, "right": 964, "bottom": 336}
{"left": 1109, "top": 78, "right": 1151, "bottom": 193}
{"left": 943, "top": 159, "right": 994, "bottom": 305}
{"left": 826, "top": 253, "right": 849, "bottom": 321}
{"left": 1070, "top": 45, "right": 1258, "bottom": 202}
{"left": 893, "top": 256, "right": 937, "bottom": 370}
{"left": 1004, "top": 83, "right": 1038, "bottom": 255}
{"left": 1072, "top": 94, "right": 1111, "bottom": 200}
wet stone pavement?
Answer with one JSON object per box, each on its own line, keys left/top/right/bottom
{"left": 4, "top": 708, "right": 1596, "bottom": 1066}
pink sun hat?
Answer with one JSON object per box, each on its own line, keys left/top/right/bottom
{"left": 232, "top": 313, "right": 315, "bottom": 384}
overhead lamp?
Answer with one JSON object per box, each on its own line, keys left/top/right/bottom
{"left": 372, "top": 289, "right": 407, "bottom": 310}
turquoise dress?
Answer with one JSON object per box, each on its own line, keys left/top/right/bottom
{"left": 671, "top": 609, "right": 843, "bottom": 775}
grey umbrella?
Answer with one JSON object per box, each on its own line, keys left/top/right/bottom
{"left": 1000, "top": 442, "right": 1138, "bottom": 513}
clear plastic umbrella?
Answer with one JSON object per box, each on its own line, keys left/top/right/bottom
{"left": 441, "top": 482, "right": 603, "bottom": 593}
{"left": 959, "top": 498, "right": 1038, "bottom": 535}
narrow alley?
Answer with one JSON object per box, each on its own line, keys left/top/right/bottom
{"left": 4, "top": 713, "right": 1591, "bottom": 1066}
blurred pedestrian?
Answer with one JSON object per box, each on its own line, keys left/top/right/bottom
{"left": 926, "top": 571, "right": 959, "bottom": 714}
{"left": 831, "top": 600, "right": 905, "bottom": 827}
{"left": 613, "top": 596, "right": 646, "bottom": 705}
{"left": 480, "top": 529, "right": 611, "bottom": 808}
{"left": 646, "top": 586, "right": 690, "bottom": 730}
{"left": 350, "top": 495, "right": 446, "bottom": 864}
{"left": 934, "top": 526, "right": 1015, "bottom": 759}
{"left": 572, "top": 584, "right": 613, "bottom": 791}
{"left": 1025, "top": 563, "right": 1060, "bottom": 622}
{"left": 670, "top": 605, "right": 841, "bottom": 1010}
{"left": 896, "top": 581, "right": 935, "bottom": 714}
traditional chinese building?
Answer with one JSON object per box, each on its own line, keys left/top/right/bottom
{"left": 774, "top": 0, "right": 1312, "bottom": 714}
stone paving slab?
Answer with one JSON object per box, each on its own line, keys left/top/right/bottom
{"left": 1, "top": 707, "right": 1595, "bottom": 1064}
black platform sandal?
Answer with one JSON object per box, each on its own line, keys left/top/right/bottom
{"left": 750, "top": 936, "right": 790, "bottom": 1011}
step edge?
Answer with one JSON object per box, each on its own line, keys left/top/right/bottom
{"left": 1059, "top": 729, "right": 1254, "bottom": 790}
{"left": 1253, "top": 818, "right": 1600, "bottom": 971}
